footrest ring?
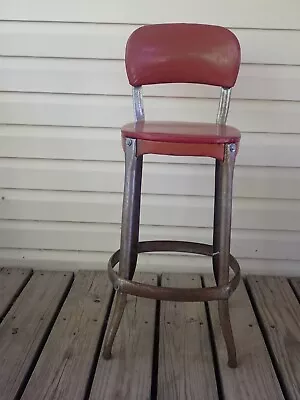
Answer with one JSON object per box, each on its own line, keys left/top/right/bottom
{"left": 108, "top": 240, "right": 240, "bottom": 302}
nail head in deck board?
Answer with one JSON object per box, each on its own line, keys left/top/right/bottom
{"left": 89, "top": 272, "right": 157, "bottom": 400}
{"left": 158, "top": 274, "right": 218, "bottom": 400}
{"left": 290, "top": 277, "right": 300, "bottom": 300}
{"left": 0, "top": 268, "right": 32, "bottom": 320}
{"left": 0, "top": 270, "right": 72, "bottom": 400}
{"left": 204, "top": 276, "right": 284, "bottom": 400}
{"left": 21, "top": 271, "right": 112, "bottom": 400}
{"left": 247, "top": 276, "right": 300, "bottom": 400}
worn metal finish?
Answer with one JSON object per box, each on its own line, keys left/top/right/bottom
{"left": 104, "top": 132, "right": 240, "bottom": 365}
{"left": 102, "top": 138, "right": 143, "bottom": 359}
{"left": 102, "top": 292, "right": 127, "bottom": 360}
{"left": 133, "top": 86, "right": 145, "bottom": 121}
{"left": 108, "top": 240, "right": 240, "bottom": 302}
{"left": 213, "top": 143, "right": 236, "bottom": 283}
{"left": 118, "top": 138, "right": 143, "bottom": 281}
{"left": 104, "top": 77, "right": 239, "bottom": 366}
{"left": 219, "top": 300, "right": 237, "bottom": 367}
{"left": 105, "top": 135, "right": 240, "bottom": 366}
{"left": 213, "top": 142, "right": 237, "bottom": 367}
{"left": 213, "top": 159, "right": 222, "bottom": 284}
{"left": 216, "top": 87, "right": 231, "bottom": 124}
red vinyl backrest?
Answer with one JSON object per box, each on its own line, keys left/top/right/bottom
{"left": 125, "top": 24, "right": 241, "bottom": 88}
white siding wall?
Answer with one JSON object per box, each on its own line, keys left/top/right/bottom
{"left": 0, "top": 1, "right": 300, "bottom": 275}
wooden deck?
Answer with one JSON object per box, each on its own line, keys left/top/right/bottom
{"left": 0, "top": 268, "right": 299, "bottom": 400}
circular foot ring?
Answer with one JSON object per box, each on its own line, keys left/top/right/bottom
{"left": 108, "top": 241, "right": 240, "bottom": 302}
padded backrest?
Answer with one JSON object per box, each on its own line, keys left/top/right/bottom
{"left": 125, "top": 24, "right": 241, "bottom": 88}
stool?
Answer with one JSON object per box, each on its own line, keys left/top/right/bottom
{"left": 103, "top": 23, "right": 241, "bottom": 368}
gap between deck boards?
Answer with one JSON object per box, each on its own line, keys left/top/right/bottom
{"left": 0, "top": 269, "right": 299, "bottom": 400}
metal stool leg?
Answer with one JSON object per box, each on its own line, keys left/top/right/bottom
{"left": 102, "top": 292, "right": 127, "bottom": 360}
{"left": 103, "top": 138, "right": 143, "bottom": 359}
{"left": 213, "top": 143, "right": 237, "bottom": 368}
{"left": 213, "top": 159, "right": 221, "bottom": 284}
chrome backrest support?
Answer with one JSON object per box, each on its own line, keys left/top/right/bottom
{"left": 132, "top": 86, "right": 145, "bottom": 121}
{"left": 216, "top": 88, "right": 232, "bottom": 125}
{"left": 132, "top": 86, "right": 232, "bottom": 124}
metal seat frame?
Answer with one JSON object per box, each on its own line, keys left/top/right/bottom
{"left": 102, "top": 86, "right": 241, "bottom": 368}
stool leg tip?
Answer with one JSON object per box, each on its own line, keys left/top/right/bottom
{"left": 102, "top": 349, "right": 112, "bottom": 360}
{"left": 228, "top": 358, "right": 238, "bottom": 368}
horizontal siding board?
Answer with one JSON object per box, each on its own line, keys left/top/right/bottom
{"left": 0, "top": 249, "right": 299, "bottom": 276}
{"left": 0, "top": 126, "right": 125, "bottom": 163}
{"left": 0, "top": 220, "right": 299, "bottom": 261}
{"left": 0, "top": 126, "right": 299, "bottom": 168}
{"left": 1, "top": 58, "right": 300, "bottom": 101}
{"left": 1, "top": 190, "right": 300, "bottom": 232}
{"left": 0, "top": 159, "right": 299, "bottom": 200}
{"left": 0, "top": 93, "right": 298, "bottom": 134}
{"left": 0, "top": 22, "right": 300, "bottom": 65}
{"left": 0, "top": 1, "right": 299, "bottom": 29}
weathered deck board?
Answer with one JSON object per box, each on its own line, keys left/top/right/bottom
{"left": 290, "top": 277, "right": 300, "bottom": 300}
{"left": 89, "top": 272, "right": 157, "bottom": 400}
{"left": 22, "top": 271, "right": 112, "bottom": 400}
{"left": 247, "top": 276, "right": 300, "bottom": 400}
{"left": 158, "top": 274, "right": 218, "bottom": 400}
{"left": 0, "top": 268, "right": 31, "bottom": 320}
{"left": 0, "top": 268, "right": 299, "bottom": 400}
{"left": 204, "top": 276, "right": 284, "bottom": 400}
{"left": 0, "top": 270, "right": 72, "bottom": 400}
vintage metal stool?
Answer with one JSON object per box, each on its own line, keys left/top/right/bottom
{"left": 103, "top": 23, "right": 241, "bottom": 368}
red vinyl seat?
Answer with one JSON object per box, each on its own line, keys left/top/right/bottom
{"left": 122, "top": 121, "right": 240, "bottom": 159}
{"left": 122, "top": 121, "right": 240, "bottom": 144}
